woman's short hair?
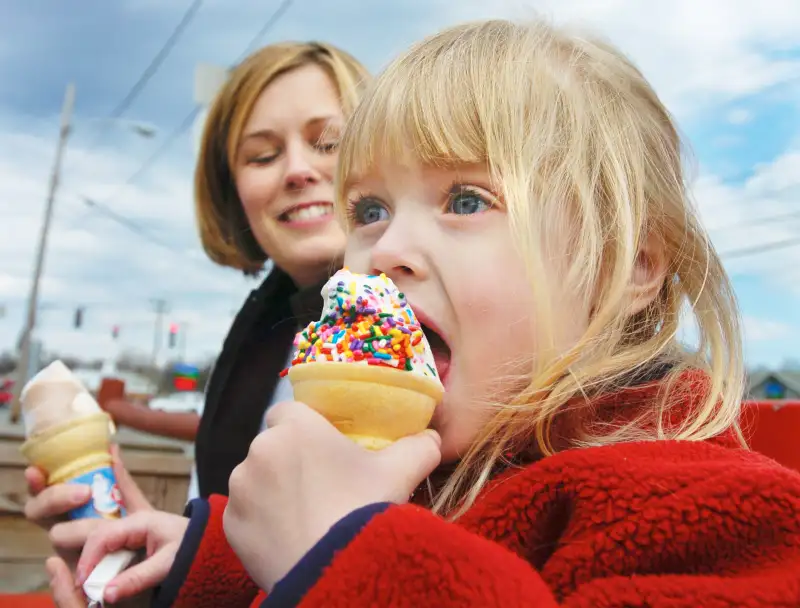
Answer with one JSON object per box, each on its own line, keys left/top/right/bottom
{"left": 195, "top": 42, "right": 370, "bottom": 274}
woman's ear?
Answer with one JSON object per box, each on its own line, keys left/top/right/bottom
{"left": 628, "top": 232, "right": 668, "bottom": 315}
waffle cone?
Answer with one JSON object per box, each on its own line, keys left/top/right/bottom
{"left": 288, "top": 363, "right": 443, "bottom": 450}
{"left": 20, "top": 412, "right": 114, "bottom": 485}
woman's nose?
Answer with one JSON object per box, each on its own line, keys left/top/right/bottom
{"left": 284, "top": 146, "right": 320, "bottom": 191}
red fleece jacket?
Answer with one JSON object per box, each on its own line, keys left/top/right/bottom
{"left": 159, "top": 436, "right": 800, "bottom": 608}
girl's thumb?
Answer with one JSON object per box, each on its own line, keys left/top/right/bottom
{"left": 377, "top": 430, "right": 442, "bottom": 499}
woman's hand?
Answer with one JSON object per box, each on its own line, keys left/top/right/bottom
{"left": 24, "top": 444, "right": 152, "bottom": 566}
{"left": 223, "top": 400, "right": 442, "bottom": 592}
{"left": 69, "top": 509, "right": 189, "bottom": 604}
{"left": 48, "top": 555, "right": 87, "bottom": 608}
{"left": 48, "top": 552, "right": 156, "bottom": 608}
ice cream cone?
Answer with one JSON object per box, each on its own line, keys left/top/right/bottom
{"left": 20, "top": 412, "right": 114, "bottom": 485}
{"left": 289, "top": 362, "right": 443, "bottom": 450}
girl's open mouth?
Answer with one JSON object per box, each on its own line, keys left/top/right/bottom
{"left": 421, "top": 324, "right": 451, "bottom": 385}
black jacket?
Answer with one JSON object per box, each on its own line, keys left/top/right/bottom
{"left": 194, "top": 268, "right": 324, "bottom": 498}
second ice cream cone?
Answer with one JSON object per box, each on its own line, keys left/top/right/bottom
{"left": 20, "top": 412, "right": 115, "bottom": 485}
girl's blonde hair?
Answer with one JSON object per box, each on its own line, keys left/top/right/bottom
{"left": 196, "top": 42, "right": 370, "bottom": 274}
{"left": 336, "top": 19, "right": 746, "bottom": 516}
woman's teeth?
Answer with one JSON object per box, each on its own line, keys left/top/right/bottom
{"left": 284, "top": 203, "right": 333, "bottom": 222}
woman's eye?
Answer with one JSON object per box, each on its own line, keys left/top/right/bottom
{"left": 351, "top": 198, "right": 390, "bottom": 225}
{"left": 447, "top": 189, "right": 491, "bottom": 215}
{"left": 315, "top": 140, "right": 340, "bottom": 154}
{"left": 248, "top": 151, "right": 280, "bottom": 165}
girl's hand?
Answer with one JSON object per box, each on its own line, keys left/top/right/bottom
{"left": 25, "top": 445, "right": 152, "bottom": 566}
{"left": 75, "top": 509, "right": 189, "bottom": 604}
{"left": 223, "top": 400, "right": 442, "bottom": 592}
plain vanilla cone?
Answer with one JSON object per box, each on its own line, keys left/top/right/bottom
{"left": 19, "top": 360, "right": 123, "bottom": 519}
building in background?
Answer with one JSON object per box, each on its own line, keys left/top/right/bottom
{"left": 747, "top": 370, "right": 800, "bottom": 400}
{"left": 71, "top": 360, "right": 157, "bottom": 401}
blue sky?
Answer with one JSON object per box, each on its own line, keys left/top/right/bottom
{"left": 0, "top": 0, "right": 799, "bottom": 368}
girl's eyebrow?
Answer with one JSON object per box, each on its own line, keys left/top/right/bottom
{"left": 342, "top": 173, "right": 367, "bottom": 193}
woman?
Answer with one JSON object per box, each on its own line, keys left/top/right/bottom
{"left": 25, "top": 40, "right": 370, "bottom": 596}
{"left": 191, "top": 41, "right": 368, "bottom": 498}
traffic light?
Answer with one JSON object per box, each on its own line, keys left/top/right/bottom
{"left": 168, "top": 323, "right": 179, "bottom": 348}
{"left": 112, "top": 325, "right": 120, "bottom": 340}
{"left": 74, "top": 307, "right": 84, "bottom": 329}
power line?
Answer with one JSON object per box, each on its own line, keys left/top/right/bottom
{"left": 77, "top": 0, "right": 295, "bottom": 237}
{"left": 94, "top": 0, "right": 294, "bottom": 200}
{"left": 235, "top": 0, "right": 294, "bottom": 63}
{"left": 124, "top": 0, "right": 295, "bottom": 189}
{"left": 120, "top": 106, "right": 200, "bottom": 188}
{"left": 82, "top": 197, "right": 179, "bottom": 253}
{"left": 721, "top": 237, "right": 800, "bottom": 260}
{"left": 87, "top": 0, "right": 204, "bottom": 148}
{"left": 714, "top": 209, "right": 800, "bottom": 234}
{"left": 64, "top": 106, "right": 202, "bottom": 233}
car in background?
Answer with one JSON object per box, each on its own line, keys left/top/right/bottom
{"left": 148, "top": 391, "right": 204, "bottom": 414}
{"left": 0, "top": 379, "right": 14, "bottom": 407}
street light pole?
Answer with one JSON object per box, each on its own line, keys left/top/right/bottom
{"left": 151, "top": 298, "right": 170, "bottom": 367}
{"left": 10, "top": 83, "right": 76, "bottom": 422}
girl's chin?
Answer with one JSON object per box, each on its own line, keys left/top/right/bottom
{"left": 433, "top": 431, "right": 468, "bottom": 465}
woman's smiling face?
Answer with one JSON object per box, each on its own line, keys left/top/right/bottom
{"left": 233, "top": 64, "right": 347, "bottom": 286}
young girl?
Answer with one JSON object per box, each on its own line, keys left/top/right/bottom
{"left": 69, "top": 19, "right": 800, "bottom": 608}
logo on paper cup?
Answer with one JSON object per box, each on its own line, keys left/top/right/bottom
{"left": 68, "top": 466, "right": 126, "bottom": 520}
{"left": 91, "top": 472, "right": 122, "bottom": 517}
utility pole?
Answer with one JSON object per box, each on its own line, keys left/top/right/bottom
{"left": 151, "top": 298, "right": 170, "bottom": 368}
{"left": 11, "top": 83, "right": 76, "bottom": 423}
{"left": 179, "top": 321, "right": 189, "bottom": 361}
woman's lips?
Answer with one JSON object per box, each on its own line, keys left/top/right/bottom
{"left": 278, "top": 201, "right": 334, "bottom": 227}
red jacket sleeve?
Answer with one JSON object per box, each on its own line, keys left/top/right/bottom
{"left": 168, "top": 495, "right": 259, "bottom": 608}
{"left": 287, "top": 501, "right": 800, "bottom": 607}
{"left": 268, "top": 442, "right": 800, "bottom": 607}
{"left": 169, "top": 442, "right": 800, "bottom": 608}
{"left": 295, "top": 504, "right": 559, "bottom": 607}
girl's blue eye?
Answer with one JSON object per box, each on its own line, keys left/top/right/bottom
{"left": 448, "top": 190, "right": 491, "bottom": 215}
{"left": 352, "top": 198, "right": 390, "bottom": 225}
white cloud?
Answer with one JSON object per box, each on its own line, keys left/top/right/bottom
{"left": 727, "top": 108, "right": 752, "bottom": 125}
{"left": 441, "top": 0, "right": 800, "bottom": 117}
{"left": 742, "top": 315, "right": 794, "bottom": 341}
{"left": 692, "top": 148, "right": 800, "bottom": 290}
{"left": 0, "top": 122, "right": 257, "bottom": 364}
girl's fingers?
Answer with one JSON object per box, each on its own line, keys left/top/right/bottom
{"left": 104, "top": 546, "right": 176, "bottom": 603}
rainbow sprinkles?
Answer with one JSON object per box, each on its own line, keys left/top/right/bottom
{"left": 282, "top": 269, "right": 441, "bottom": 382}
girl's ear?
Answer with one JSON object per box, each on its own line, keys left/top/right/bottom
{"left": 628, "top": 232, "right": 668, "bottom": 315}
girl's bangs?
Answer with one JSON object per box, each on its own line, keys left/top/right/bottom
{"left": 337, "top": 41, "right": 492, "bottom": 192}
